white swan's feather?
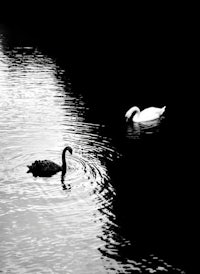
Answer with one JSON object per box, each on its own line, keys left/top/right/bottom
{"left": 125, "top": 106, "right": 166, "bottom": 123}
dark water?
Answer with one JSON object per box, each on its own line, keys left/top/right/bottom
{"left": 0, "top": 25, "right": 190, "bottom": 273}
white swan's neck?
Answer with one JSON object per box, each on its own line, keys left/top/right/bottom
{"left": 125, "top": 106, "right": 140, "bottom": 120}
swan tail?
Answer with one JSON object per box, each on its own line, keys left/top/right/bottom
{"left": 161, "top": 106, "right": 166, "bottom": 114}
{"left": 27, "top": 164, "right": 34, "bottom": 173}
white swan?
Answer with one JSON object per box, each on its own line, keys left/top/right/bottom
{"left": 125, "top": 106, "right": 166, "bottom": 123}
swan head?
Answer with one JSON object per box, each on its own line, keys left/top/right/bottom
{"left": 125, "top": 106, "right": 140, "bottom": 121}
{"left": 63, "top": 146, "right": 73, "bottom": 155}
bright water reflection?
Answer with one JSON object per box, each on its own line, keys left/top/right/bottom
{"left": 0, "top": 36, "right": 128, "bottom": 274}
{"left": 0, "top": 32, "right": 185, "bottom": 273}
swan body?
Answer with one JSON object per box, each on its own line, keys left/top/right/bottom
{"left": 125, "top": 106, "right": 166, "bottom": 123}
{"left": 27, "top": 146, "right": 73, "bottom": 177}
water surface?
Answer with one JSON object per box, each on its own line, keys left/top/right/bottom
{"left": 0, "top": 29, "right": 186, "bottom": 273}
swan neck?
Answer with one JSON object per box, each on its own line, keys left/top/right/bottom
{"left": 126, "top": 106, "right": 140, "bottom": 119}
{"left": 132, "top": 106, "right": 140, "bottom": 114}
{"left": 61, "top": 146, "right": 72, "bottom": 175}
{"left": 62, "top": 150, "right": 67, "bottom": 175}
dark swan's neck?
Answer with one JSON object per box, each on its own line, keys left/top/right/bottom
{"left": 61, "top": 146, "right": 72, "bottom": 175}
{"left": 62, "top": 153, "right": 67, "bottom": 175}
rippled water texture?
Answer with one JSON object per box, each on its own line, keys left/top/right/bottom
{"left": 0, "top": 31, "right": 186, "bottom": 273}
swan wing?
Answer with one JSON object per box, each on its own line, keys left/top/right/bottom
{"left": 40, "top": 160, "right": 62, "bottom": 172}
{"left": 27, "top": 160, "right": 61, "bottom": 176}
{"left": 137, "top": 107, "right": 165, "bottom": 122}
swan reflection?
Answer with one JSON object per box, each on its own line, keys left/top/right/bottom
{"left": 61, "top": 175, "right": 71, "bottom": 191}
{"left": 126, "top": 118, "right": 163, "bottom": 139}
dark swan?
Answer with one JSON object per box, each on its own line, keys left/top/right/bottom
{"left": 27, "top": 146, "right": 73, "bottom": 177}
